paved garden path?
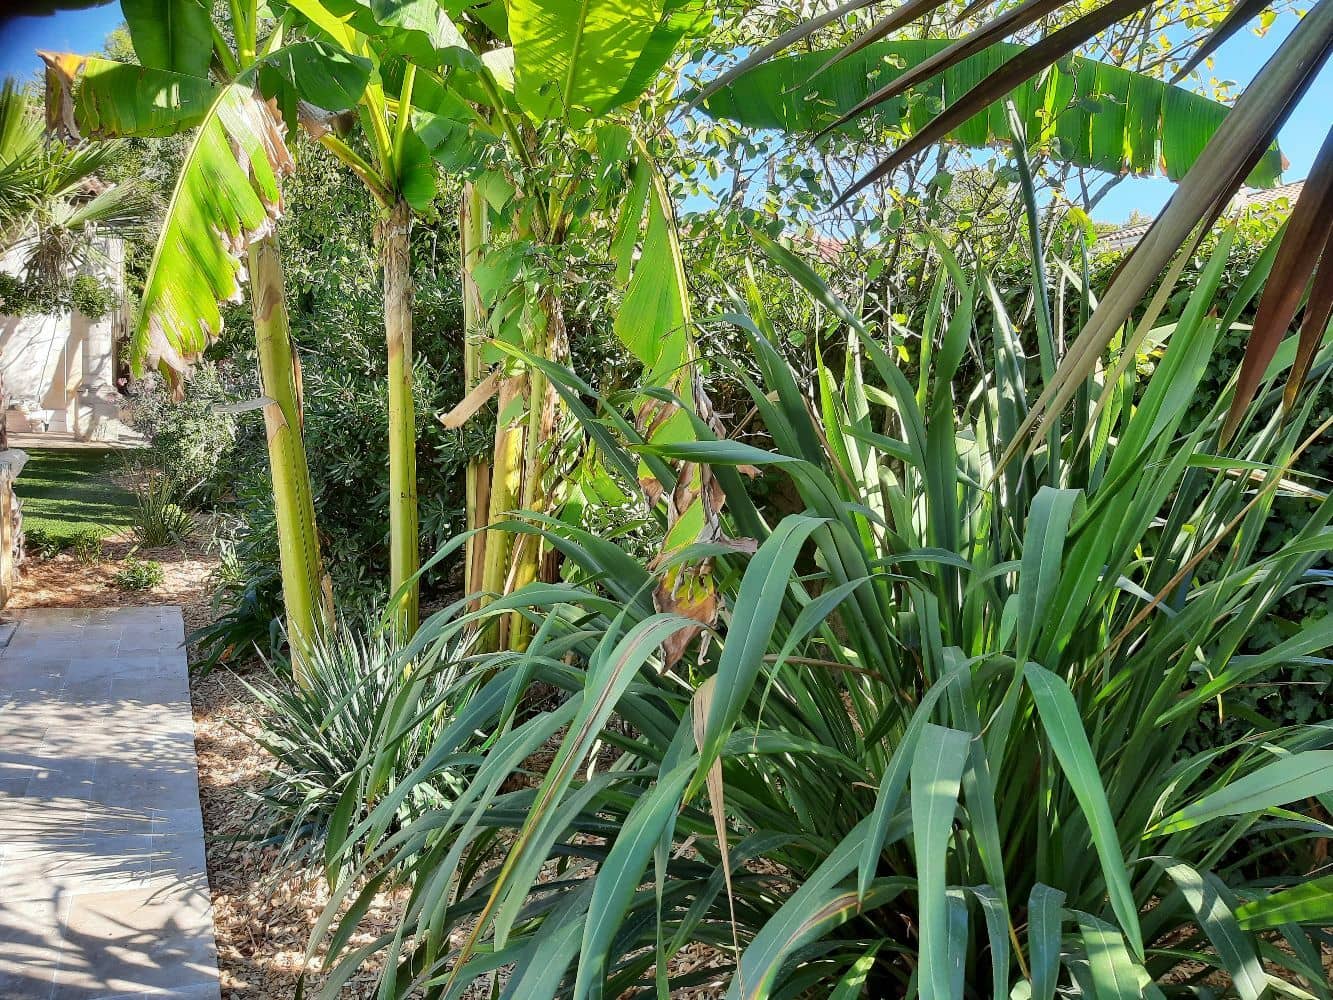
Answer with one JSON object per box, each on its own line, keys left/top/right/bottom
{"left": 0, "top": 607, "right": 221, "bottom": 999}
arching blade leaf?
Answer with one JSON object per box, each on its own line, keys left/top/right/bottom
{"left": 1025, "top": 664, "right": 1144, "bottom": 958}
{"left": 1153, "top": 751, "right": 1333, "bottom": 835}
{"left": 1155, "top": 859, "right": 1265, "bottom": 999}
{"left": 912, "top": 724, "right": 971, "bottom": 1000}
{"left": 40, "top": 53, "right": 218, "bottom": 138}
{"left": 1236, "top": 875, "right": 1333, "bottom": 930}
{"left": 701, "top": 38, "right": 1282, "bottom": 186}
{"left": 132, "top": 84, "right": 294, "bottom": 376}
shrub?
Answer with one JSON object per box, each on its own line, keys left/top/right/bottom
{"left": 311, "top": 233, "right": 1333, "bottom": 996}
{"left": 68, "top": 274, "right": 117, "bottom": 320}
{"left": 188, "top": 531, "right": 285, "bottom": 672}
{"left": 123, "top": 361, "right": 241, "bottom": 505}
{"left": 113, "top": 556, "right": 164, "bottom": 591}
{"left": 68, "top": 528, "right": 103, "bottom": 564}
{"left": 23, "top": 527, "right": 66, "bottom": 559}
{"left": 239, "top": 621, "right": 464, "bottom": 874}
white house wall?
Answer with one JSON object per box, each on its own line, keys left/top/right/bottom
{"left": 1, "top": 235, "right": 125, "bottom": 436}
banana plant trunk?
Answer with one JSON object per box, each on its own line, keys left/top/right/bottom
{"left": 248, "top": 235, "right": 331, "bottom": 683}
{"left": 492, "top": 293, "right": 570, "bottom": 650}
{"left": 461, "top": 182, "right": 490, "bottom": 607}
{"left": 382, "top": 198, "right": 420, "bottom": 638}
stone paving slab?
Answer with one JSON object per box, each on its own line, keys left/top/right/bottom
{"left": 0, "top": 607, "right": 220, "bottom": 1000}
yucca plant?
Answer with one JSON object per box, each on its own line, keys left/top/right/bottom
{"left": 304, "top": 194, "right": 1333, "bottom": 996}
{"left": 126, "top": 462, "right": 197, "bottom": 547}
{"left": 240, "top": 621, "right": 467, "bottom": 878}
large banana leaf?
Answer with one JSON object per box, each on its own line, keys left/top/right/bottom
{"left": 612, "top": 155, "right": 731, "bottom": 668}
{"left": 701, "top": 39, "right": 1283, "bottom": 185}
{"left": 41, "top": 53, "right": 218, "bottom": 138}
{"left": 508, "top": 0, "right": 668, "bottom": 123}
{"left": 131, "top": 84, "right": 294, "bottom": 375}
{"left": 120, "top": 0, "right": 213, "bottom": 78}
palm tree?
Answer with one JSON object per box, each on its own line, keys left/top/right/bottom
{"left": 0, "top": 77, "right": 147, "bottom": 307}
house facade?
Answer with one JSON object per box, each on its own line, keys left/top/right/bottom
{"left": 0, "top": 234, "right": 131, "bottom": 441}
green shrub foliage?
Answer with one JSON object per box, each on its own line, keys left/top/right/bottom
{"left": 113, "top": 556, "right": 164, "bottom": 591}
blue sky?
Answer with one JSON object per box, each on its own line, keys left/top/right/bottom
{"left": 1, "top": 2, "right": 1327, "bottom": 224}
{"left": 0, "top": 3, "right": 124, "bottom": 82}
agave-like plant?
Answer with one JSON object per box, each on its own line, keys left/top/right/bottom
{"left": 303, "top": 181, "right": 1333, "bottom": 996}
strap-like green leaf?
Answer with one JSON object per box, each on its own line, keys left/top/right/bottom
{"left": 1028, "top": 883, "right": 1066, "bottom": 1000}
{"left": 1025, "top": 664, "right": 1144, "bottom": 958}
{"left": 574, "top": 762, "right": 694, "bottom": 999}
{"left": 1154, "top": 751, "right": 1333, "bottom": 835}
{"left": 1236, "top": 875, "right": 1333, "bottom": 930}
{"left": 912, "top": 724, "right": 972, "bottom": 1000}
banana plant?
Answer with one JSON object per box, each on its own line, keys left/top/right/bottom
{"left": 40, "top": 0, "right": 371, "bottom": 679}
{"left": 270, "top": 0, "right": 469, "bottom": 640}
{"left": 698, "top": 38, "right": 1282, "bottom": 186}
{"left": 693, "top": 0, "right": 1333, "bottom": 468}
{"left": 293, "top": 0, "right": 720, "bottom": 654}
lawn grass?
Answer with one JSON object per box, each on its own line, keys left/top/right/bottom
{"left": 16, "top": 448, "right": 136, "bottom": 540}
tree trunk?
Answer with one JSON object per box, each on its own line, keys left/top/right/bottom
{"left": 478, "top": 370, "right": 526, "bottom": 650}
{"left": 498, "top": 293, "right": 570, "bottom": 650}
{"left": 460, "top": 182, "right": 490, "bottom": 607}
{"left": 248, "top": 235, "right": 331, "bottom": 683}
{"left": 382, "top": 198, "right": 419, "bottom": 638}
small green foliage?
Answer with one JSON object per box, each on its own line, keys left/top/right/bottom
{"left": 0, "top": 272, "right": 41, "bottom": 315}
{"left": 127, "top": 464, "right": 196, "bottom": 546}
{"left": 68, "top": 528, "right": 104, "bottom": 564}
{"left": 68, "top": 274, "right": 117, "bottom": 320}
{"left": 240, "top": 621, "right": 462, "bottom": 875}
{"left": 0, "top": 272, "right": 117, "bottom": 318}
{"left": 112, "top": 556, "right": 164, "bottom": 591}
{"left": 23, "top": 527, "right": 66, "bottom": 559}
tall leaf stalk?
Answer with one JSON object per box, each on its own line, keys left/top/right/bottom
{"left": 381, "top": 197, "right": 419, "bottom": 636}
{"left": 460, "top": 181, "right": 490, "bottom": 612}
{"left": 249, "top": 236, "right": 331, "bottom": 678}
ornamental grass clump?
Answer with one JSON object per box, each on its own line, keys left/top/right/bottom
{"left": 306, "top": 219, "right": 1333, "bottom": 998}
